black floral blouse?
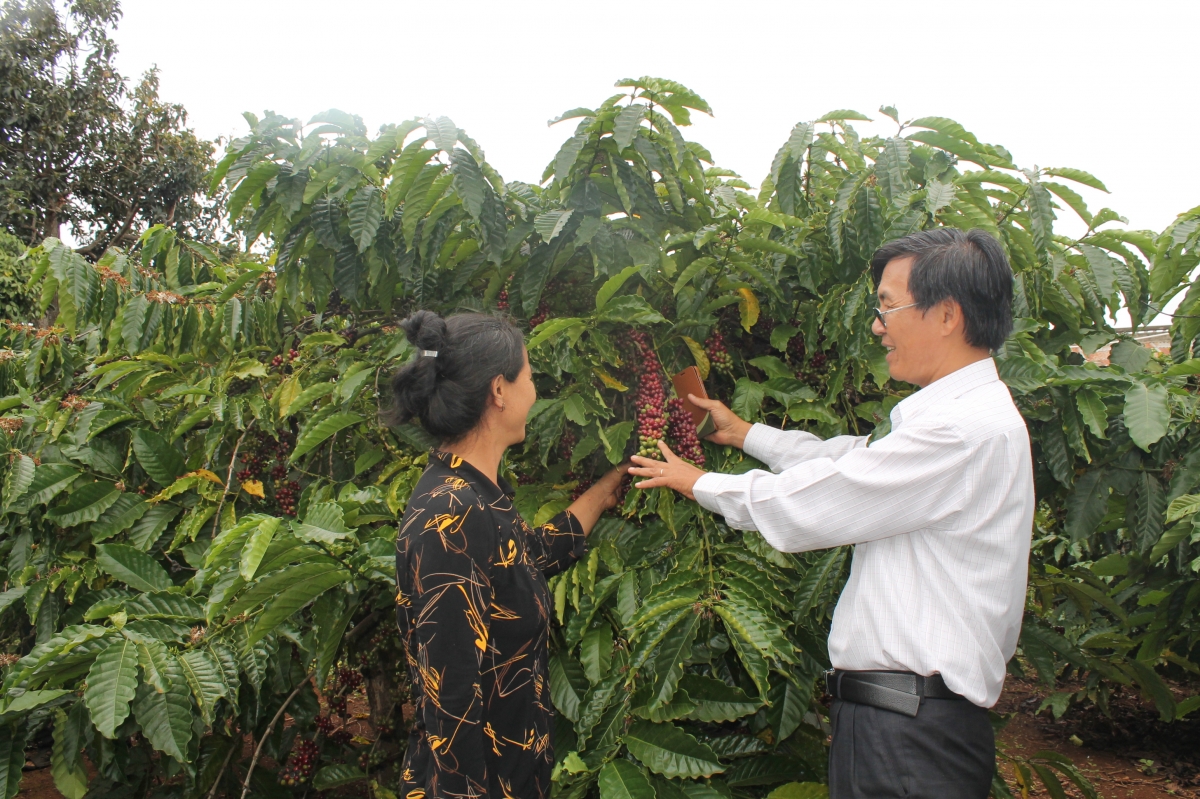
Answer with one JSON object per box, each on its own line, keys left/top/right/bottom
{"left": 395, "top": 450, "right": 585, "bottom": 799}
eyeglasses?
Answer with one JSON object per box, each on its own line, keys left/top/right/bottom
{"left": 873, "top": 303, "right": 918, "bottom": 329}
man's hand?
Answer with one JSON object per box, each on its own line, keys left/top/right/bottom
{"left": 629, "top": 441, "right": 706, "bottom": 500}
{"left": 688, "top": 394, "right": 752, "bottom": 449}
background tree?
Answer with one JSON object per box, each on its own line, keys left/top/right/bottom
{"left": 0, "top": 0, "right": 214, "bottom": 253}
{"left": 0, "top": 231, "right": 35, "bottom": 322}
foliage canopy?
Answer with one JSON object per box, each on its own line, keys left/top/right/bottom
{"left": 0, "top": 76, "right": 1194, "bottom": 799}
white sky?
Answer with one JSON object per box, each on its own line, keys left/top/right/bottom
{"left": 114, "top": 0, "right": 1198, "bottom": 317}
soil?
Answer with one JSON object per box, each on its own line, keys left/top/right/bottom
{"left": 995, "top": 676, "right": 1200, "bottom": 798}
{"left": 12, "top": 678, "right": 1198, "bottom": 799}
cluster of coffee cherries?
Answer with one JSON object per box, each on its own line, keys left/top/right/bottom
{"left": 275, "top": 480, "right": 300, "bottom": 517}
{"left": 497, "top": 288, "right": 509, "bottom": 311}
{"left": 235, "top": 430, "right": 293, "bottom": 482}
{"left": 558, "top": 429, "right": 578, "bottom": 460}
{"left": 278, "top": 739, "right": 319, "bottom": 786}
{"left": 570, "top": 478, "right": 594, "bottom": 501}
{"left": 325, "top": 666, "right": 362, "bottom": 718}
{"left": 271, "top": 348, "right": 300, "bottom": 370}
{"left": 337, "top": 666, "right": 364, "bottom": 692}
{"left": 315, "top": 714, "right": 336, "bottom": 736}
{"left": 705, "top": 330, "right": 733, "bottom": 374}
{"left": 358, "top": 627, "right": 401, "bottom": 672}
{"left": 358, "top": 748, "right": 386, "bottom": 770}
{"left": 555, "top": 279, "right": 593, "bottom": 312}
{"left": 529, "top": 298, "right": 550, "bottom": 328}
{"left": 630, "top": 330, "right": 668, "bottom": 459}
{"left": 667, "top": 398, "right": 705, "bottom": 466}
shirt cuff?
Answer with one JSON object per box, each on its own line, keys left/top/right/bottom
{"left": 742, "top": 423, "right": 778, "bottom": 464}
{"left": 692, "top": 472, "right": 728, "bottom": 515}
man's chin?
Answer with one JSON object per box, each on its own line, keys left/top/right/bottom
{"left": 885, "top": 355, "right": 911, "bottom": 384}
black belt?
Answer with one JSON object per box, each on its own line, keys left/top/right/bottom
{"left": 825, "top": 669, "right": 965, "bottom": 717}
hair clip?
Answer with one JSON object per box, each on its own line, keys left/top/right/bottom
{"left": 420, "top": 350, "right": 439, "bottom": 358}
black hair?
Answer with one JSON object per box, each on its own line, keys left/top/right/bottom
{"left": 870, "top": 228, "right": 1014, "bottom": 351}
{"left": 387, "top": 311, "right": 526, "bottom": 442}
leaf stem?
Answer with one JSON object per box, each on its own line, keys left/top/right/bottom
{"left": 211, "top": 419, "right": 255, "bottom": 541}
{"left": 239, "top": 681, "right": 305, "bottom": 799}
{"left": 204, "top": 739, "right": 237, "bottom": 799}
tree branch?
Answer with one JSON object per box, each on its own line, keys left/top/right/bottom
{"left": 76, "top": 199, "right": 140, "bottom": 256}
{"left": 210, "top": 420, "right": 254, "bottom": 541}
{"left": 240, "top": 682, "right": 304, "bottom": 799}
{"left": 204, "top": 740, "right": 237, "bottom": 799}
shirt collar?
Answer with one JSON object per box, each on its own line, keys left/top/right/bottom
{"left": 890, "top": 358, "right": 1000, "bottom": 428}
{"left": 429, "top": 449, "right": 516, "bottom": 501}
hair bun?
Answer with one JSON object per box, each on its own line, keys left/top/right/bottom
{"left": 400, "top": 310, "right": 448, "bottom": 353}
{"left": 387, "top": 312, "right": 525, "bottom": 442}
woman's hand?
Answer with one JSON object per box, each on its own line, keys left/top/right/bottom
{"left": 629, "top": 440, "right": 706, "bottom": 501}
{"left": 687, "top": 394, "right": 752, "bottom": 449}
{"left": 567, "top": 465, "right": 628, "bottom": 534}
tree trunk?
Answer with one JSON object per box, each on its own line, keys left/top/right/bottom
{"left": 364, "top": 668, "right": 396, "bottom": 735}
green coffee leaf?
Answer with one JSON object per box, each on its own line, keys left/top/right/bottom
{"left": 622, "top": 720, "right": 723, "bottom": 779}
{"left": 131, "top": 656, "right": 192, "bottom": 762}
{"left": 95, "top": 544, "right": 172, "bottom": 592}
{"left": 131, "top": 429, "right": 185, "bottom": 486}
{"left": 45, "top": 482, "right": 120, "bottom": 527}
{"left": 1123, "top": 382, "right": 1169, "bottom": 451}
{"left": 291, "top": 412, "right": 363, "bottom": 462}
{"left": 84, "top": 637, "right": 139, "bottom": 738}
{"left": 598, "top": 760, "right": 655, "bottom": 799}
{"left": 50, "top": 708, "right": 87, "bottom": 799}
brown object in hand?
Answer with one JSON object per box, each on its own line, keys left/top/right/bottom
{"left": 671, "top": 366, "right": 718, "bottom": 438}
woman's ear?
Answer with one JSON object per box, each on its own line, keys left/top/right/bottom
{"left": 490, "top": 373, "right": 507, "bottom": 410}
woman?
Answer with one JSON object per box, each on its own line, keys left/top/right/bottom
{"left": 389, "top": 311, "right": 625, "bottom": 799}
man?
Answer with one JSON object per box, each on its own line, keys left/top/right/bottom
{"left": 629, "top": 228, "right": 1033, "bottom": 799}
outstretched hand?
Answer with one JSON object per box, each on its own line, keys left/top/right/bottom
{"left": 628, "top": 440, "right": 706, "bottom": 501}
{"left": 687, "top": 394, "right": 752, "bottom": 449}
{"left": 568, "top": 465, "right": 629, "bottom": 534}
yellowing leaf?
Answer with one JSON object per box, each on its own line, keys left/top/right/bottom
{"left": 738, "top": 288, "right": 760, "bottom": 331}
{"left": 276, "top": 375, "right": 301, "bottom": 419}
{"left": 189, "top": 470, "right": 225, "bottom": 485}
{"left": 681, "top": 336, "right": 711, "bottom": 379}
{"left": 148, "top": 476, "right": 200, "bottom": 504}
{"left": 593, "top": 367, "right": 628, "bottom": 392}
{"left": 240, "top": 480, "right": 265, "bottom": 499}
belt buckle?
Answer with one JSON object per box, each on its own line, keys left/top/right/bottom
{"left": 824, "top": 669, "right": 837, "bottom": 698}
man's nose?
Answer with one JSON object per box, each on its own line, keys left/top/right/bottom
{"left": 871, "top": 316, "right": 886, "bottom": 337}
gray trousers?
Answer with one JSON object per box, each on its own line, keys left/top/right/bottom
{"left": 829, "top": 698, "right": 995, "bottom": 799}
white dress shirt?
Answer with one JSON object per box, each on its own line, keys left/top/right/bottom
{"left": 693, "top": 358, "right": 1033, "bottom": 707}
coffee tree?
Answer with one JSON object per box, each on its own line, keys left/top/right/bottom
{"left": 0, "top": 78, "right": 1194, "bottom": 799}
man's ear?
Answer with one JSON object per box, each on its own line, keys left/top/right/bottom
{"left": 939, "top": 298, "right": 966, "bottom": 337}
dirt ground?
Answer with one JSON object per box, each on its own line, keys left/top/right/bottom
{"left": 14, "top": 677, "right": 1198, "bottom": 799}
{"left": 995, "top": 676, "right": 1200, "bottom": 798}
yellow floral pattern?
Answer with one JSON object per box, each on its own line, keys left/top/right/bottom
{"left": 396, "top": 450, "right": 585, "bottom": 798}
